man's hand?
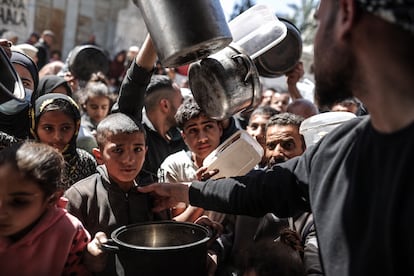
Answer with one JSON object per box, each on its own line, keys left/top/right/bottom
{"left": 137, "top": 182, "right": 190, "bottom": 212}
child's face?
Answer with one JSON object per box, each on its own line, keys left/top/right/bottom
{"left": 182, "top": 116, "right": 222, "bottom": 162}
{"left": 0, "top": 164, "right": 51, "bottom": 239}
{"left": 99, "top": 132, "right": 147, "bottom": 186}
{"left": 84, "top": 96, "right": 111, "bottom": 125}
{"left": 36, "top": 111, "right": 76, "bottom": 152}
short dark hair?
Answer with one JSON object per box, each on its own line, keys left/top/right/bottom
{"left": 144, "top": 75, "right": 175, "bottom": 111}
{"left": 174, "top": 97, "right": 209, "bottom": 129}
{"left": 0, "top": 142, "right": 65, "bottom": 195}
{"left": 96, "top": 112, "right": 146, "bottom": 148}
{"left": 266, "top": 112, "right": 304, "bottom": 129}
{"left": 249, "top": 106, "right": 280, "bottom": 124}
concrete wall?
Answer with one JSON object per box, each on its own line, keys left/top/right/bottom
{"left": 0, "top": 0, "right": 148, "bottom": 60}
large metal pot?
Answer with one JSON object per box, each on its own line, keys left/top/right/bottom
{"left": 254, "top": 18, "right": 303, "bottom": 78}
{"left": 189, "top": 45, "right": 261, "bottom": 120}
{"left": 102, "top": 221, "right": 210, "bottom": 276}
{"left": 133, "top": 0, "right": 232, "bottom": 67}
{"left": 67, "top": 45, "right": 110, "bottom": 81}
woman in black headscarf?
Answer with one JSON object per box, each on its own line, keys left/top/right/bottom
{"left": 30, "top": 93, "right": 97, "bottom": 189}
{"left": 32, "top": 75, "right": 72, "bottom": 104}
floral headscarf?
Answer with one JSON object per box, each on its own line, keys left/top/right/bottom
{"left": 30, "top": 93, "right": 81, "bottom": 159}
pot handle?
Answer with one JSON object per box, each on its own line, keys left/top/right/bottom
{"left": 231, "top": 53, "right": 256, "bottom": 83}
{"left": 100, "top": 239, "right": 120, "bottom": 252}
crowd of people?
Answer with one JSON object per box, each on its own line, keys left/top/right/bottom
{"left": 0, "top": 0, "right": 413, "bottom": 275}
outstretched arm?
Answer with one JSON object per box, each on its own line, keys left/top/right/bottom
{"left": 111, "top": 34, "right": 157, "bottom": 120}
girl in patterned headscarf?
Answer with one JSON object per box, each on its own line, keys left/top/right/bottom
{"left": 30, "top": 93, "right": 97, "bottom": 189}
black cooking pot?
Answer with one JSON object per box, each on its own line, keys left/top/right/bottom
{"left": 254, "top": 18, "right": 303, "bottom": 78}
{"left": 67, "top": 45, "right": 109, "bottom": 81}
{"left": 102, "top": 221, "right": 211, "bottom": 276}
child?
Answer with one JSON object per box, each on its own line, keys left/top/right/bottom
{"left": 159, "top": 97, "right": 224, "bottom": 222}
{"left": 64, "top": 112, "right": 169, "bottom": 275}
{"left": 30, "top": 93, "right": 97, "bottom": 189}
{"left": 241, "top": 228, "right": 306, "bottom": 276}
{"left": 0, "top": 142, "right": 92, "bottom": 275}
{"left": 33, "top": 74, "right": 73, "bottom": 103}
{"left": 78, "top": 72, "right": 114, "bottom": 137}
{"left": 76, "top": 72, "right": 115, "bottom": 154}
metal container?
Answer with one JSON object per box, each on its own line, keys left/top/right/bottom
{"left": 67, "top": 45, "right": 110, "bottom": 81}
{"left": 189, "top": 45, "right": 261, "bottom": 120}
{"left": 133, "top": 0, "right": 232, "bottom": 67}
{"left": 102, "top": 221, "right": 210, "bottom": 276}
{"left": 254, "top": 18, "right": 303, "bottom": 78}
{"left": 0, "top": 47, "right": 25, "bottom": 104}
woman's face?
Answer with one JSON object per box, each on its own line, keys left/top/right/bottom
{"left": 0, "top": 163, "right": 50, "bottom": 240}
{"left": 36, "top": 110, "right": 76, "bottom": 152}
{"left": 13, "top": 64, "right": 35, "bottom": 91}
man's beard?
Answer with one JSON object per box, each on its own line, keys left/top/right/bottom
{"left": 314, "top": 66, "right": 354, "bottom": 108}
{"left": 313, "top": 24, "right": 356, "bottom": 109}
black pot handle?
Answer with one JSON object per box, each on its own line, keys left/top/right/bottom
{"left": 100, "top": 239, "right": 120, "bottom": 252}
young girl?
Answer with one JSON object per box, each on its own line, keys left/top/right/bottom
{"left": 30, "top": 93, "right": 97, "bottom": 189}
{"left": 0, "top": 142, "right": 92, "bottom": 275}
{"left": 78, "top": 72, "right": 115, "bottom": 137}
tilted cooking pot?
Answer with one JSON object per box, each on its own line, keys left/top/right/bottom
{"left": 189, "top": 45, "right": 262, "bottom": 120}
{"left": 67, "top": 45, "right": 110, "bottom": 81}
{"left": 133, "top": 0, "right": 232, "bottom": 67}
{"left": 102, "top": 221, "right": 211, "bottom": 276}
{"left": 0, "top": 46, "right": 25, "bottom": 104}
{"left": 254, "top": 18, "right": 303, "bottom": 78}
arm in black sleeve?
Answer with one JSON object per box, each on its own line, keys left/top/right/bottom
{"left": 111, "top": 61, "right": 154, "bottom": 122}
{"left": 189, "top": 157, "right": 310, "bottom": 218}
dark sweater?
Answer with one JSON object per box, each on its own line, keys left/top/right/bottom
{"left": 189, "top": 116, "right": 414, "bottom": 276}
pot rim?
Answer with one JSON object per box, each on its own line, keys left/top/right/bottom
{"left": 110, "top": 220, "right": 211, "bottom": 251}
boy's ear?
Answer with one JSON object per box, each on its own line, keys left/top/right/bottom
{"left": 92, "top": 147, "right": 104, "bottom": 165}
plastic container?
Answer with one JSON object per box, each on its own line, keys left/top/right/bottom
{"left": 228, "top": 4, "right": 287, "bottom": 59}
{"left": 299, "top": 112, "right": 357, "bottom": 147}
{"left": 203, "top": 130, "right": 263, "bottom": 179}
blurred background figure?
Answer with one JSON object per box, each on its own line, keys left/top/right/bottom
{"left": 34, "top": 30, "right": 55, "bottom": 69}
{"left": 125, "top": 45, "right": 139, "bottom": 69}
{"left": 108, "top": 50, "right": 127, "bottom": 93}
{"left": 287, "top": 98, "right": 319, "bottom": 119}
{"left": 329, "top": 97, "right": 360, "bottom": 114}
{"left": 1, "top": 31, "right": 18, "bottom": 45}
{"left": 25, "top": 31, "right": 40, "bottom": 45}
{"left": 260, "top": 88, "right": 276, "bottom": 107}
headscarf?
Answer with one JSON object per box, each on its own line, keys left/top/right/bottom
{"left": 10, "top": 50, "right": 39, "bottom": 91}
{"left": 33, "top": 75, "right": 72, "bottom": 104}
{"left": 357, "top": 0, "right": 414, "bottom": 34}
{"left": 30, "top": 93, "right": 81, "bottom": 159}
{"left": 0, "top": 47, "right": 29, "bottom": 139}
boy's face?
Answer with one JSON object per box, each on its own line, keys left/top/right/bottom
{"left": 96, "top": 132, "right": 147, "bottom": 186}
{"left": 182, "top": 115, "right": 222, "bottom": 162}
